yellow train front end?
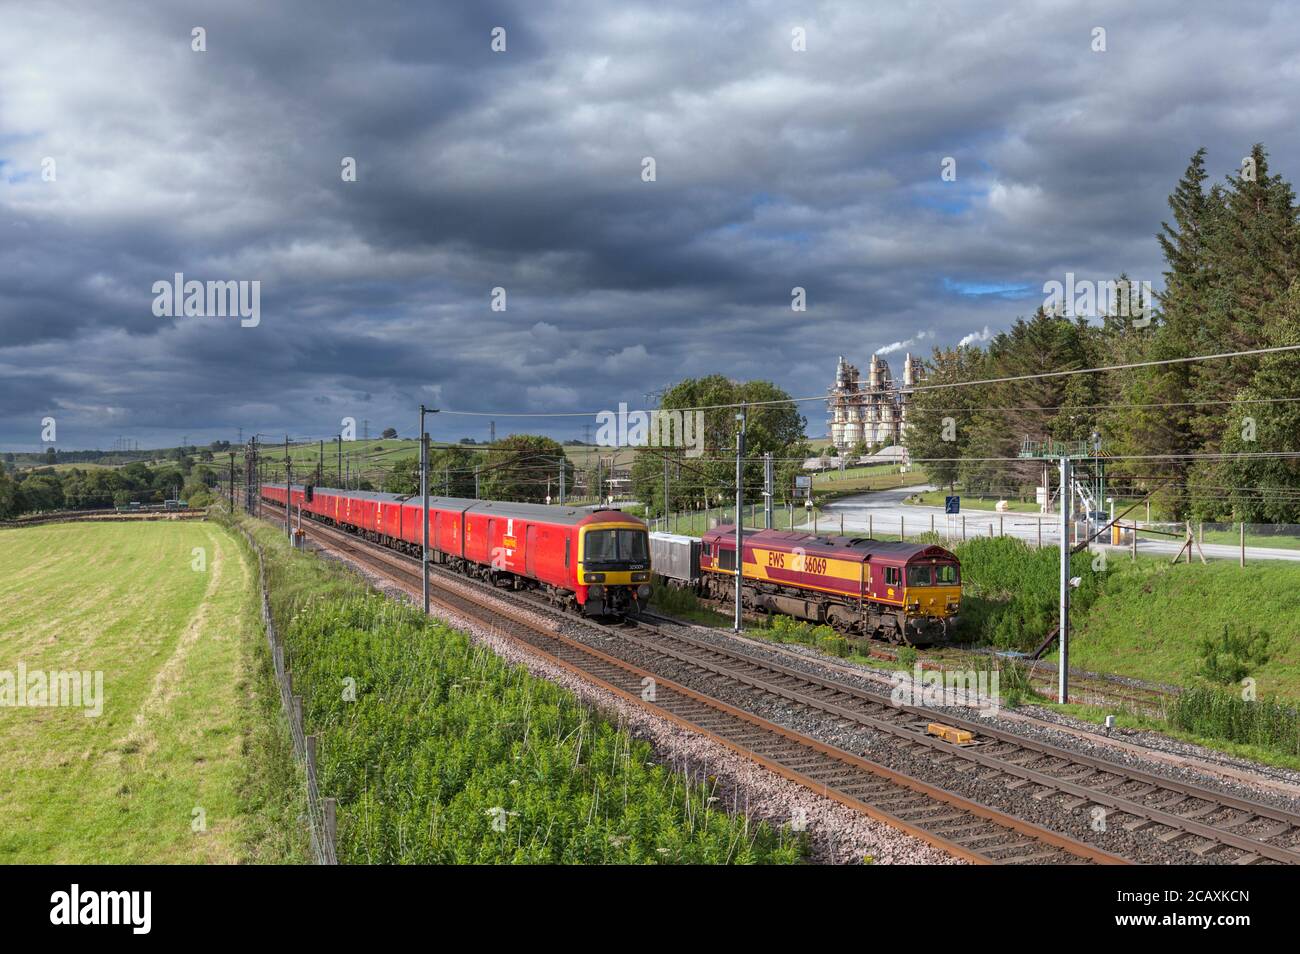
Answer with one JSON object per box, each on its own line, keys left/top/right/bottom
{"left": 901, "top": 561, "right": 962, "bottom": 641}
{"left": 576, "top": 520, "right": 652, "bottom": 616}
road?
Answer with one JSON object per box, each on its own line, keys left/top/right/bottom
{"left": 802, "top": 485, "right": 1300, "bottom": 563}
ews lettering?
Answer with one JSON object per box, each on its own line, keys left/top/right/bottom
{"left": 772, "top": 550, "right": 828, "bottom": 574}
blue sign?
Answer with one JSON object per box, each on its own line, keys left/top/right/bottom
{"left": 945, "top": 495, "right": 960, "bottom": 514}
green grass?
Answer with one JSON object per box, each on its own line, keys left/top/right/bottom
{"left": 236, "top": 514, "right": 804, "bottom": 864}
{"left": 1045, "top": 701, "right": 1300, "bottom": 772}
{"left": 815, "top": 468, "right": 930, "bottom": 498}
{"left": 1068, "top": 558, "right": 1300, "bottom": 701}
{"left": 1197, "top": 527, "right": 1300, "bottom": 551}
{"left": 0, "top": 521, "right": 307, "bottom": 863}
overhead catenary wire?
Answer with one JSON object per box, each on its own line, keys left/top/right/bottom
{"left": 420, "top": 343, "right": 1300, "bottom": 418}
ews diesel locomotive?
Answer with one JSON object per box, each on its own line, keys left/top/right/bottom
{"left": 652, "top": 526, "right": 961, "bottom": 644}
{"left": 261, "top": 484, "right": 652, "bottom": 616}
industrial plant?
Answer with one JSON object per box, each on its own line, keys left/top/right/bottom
{"left": 826, "top": 353, "right": 923, "bottom": 451}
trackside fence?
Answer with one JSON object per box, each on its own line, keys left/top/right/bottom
{"left": 231, "top": 515, "right": 339, "bottom": 865}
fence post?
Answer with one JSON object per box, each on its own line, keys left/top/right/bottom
{"left": 324, "top": 797, "right": 337, "bottom": 856}
{"left": 1038, "top": 518, "right": 1042, "bottom": 548}
{"left": 962, "top": 515, "right": 966, "bottom": 540}
{"left": 868, "top": 514, "right": 873, "bottom": 537}
{"left": 1240, "top": 522, "right": 1246, "bottom": 567}
{"left": 900, "top": 514, "right": 904, "bottom": 540}
{"left": 930, "top": 513, "right": 935, "bottom": 534}
{"left": 306, "top": 734, "right": 317, "bottom": 780}
{"left": 293, "top": 695, "right": 303, "bottom": 733}
{"left": 999, "top": 515, "right": 1004, "bottom": 537}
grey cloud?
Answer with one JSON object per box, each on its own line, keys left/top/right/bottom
{"left": 2, "top": 0, "right": 1298, "bottom": 449}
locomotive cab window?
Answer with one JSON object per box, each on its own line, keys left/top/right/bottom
{"left": 718, "top": 548, "right": 735, "bottom": 571}
{"left": 936, "top": 564, "right": 959, "bottom": 584}
{"left": 884, "top": 566, "right": 900, "bottom": 587}
{"left": 584, "top": 529, "right": 649, "bottom": 565}
{"left": 906, "top": 566, "right": 933, "bottom": 587}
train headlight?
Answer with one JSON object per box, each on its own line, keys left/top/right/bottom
{"left": 586, "top": 572, "right": 606, "bottom": 583}
{"left": 636, "top": 584, "right": 652, "bottom": 601}
{"left": 588, "top": 584, "right": 605, "bottom": 598}
{"left": 632, "top": 572, "right": 649, "bottom": 583}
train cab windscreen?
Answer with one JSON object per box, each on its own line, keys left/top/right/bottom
{"left": 584, "top": 529, "right": 649, "bottom": 566}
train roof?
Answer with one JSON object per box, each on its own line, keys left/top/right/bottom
{"left": 702, "top": 525, "right": 954, "bottom": 562}
{"left": 264, "top": 484, "right": 642, "bottom": 527}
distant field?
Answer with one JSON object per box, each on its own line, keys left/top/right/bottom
{"left": 0, "top": 521, "right": 304, "bottom": 863}
{"left": 816, "top": 467, "right": 929, "bottom": 498}
{"left": 237, "top": 439, "right": 629, "bottom": 488}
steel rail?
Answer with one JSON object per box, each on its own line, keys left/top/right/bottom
{"left": 622, "top": 626, "right": 1300, "bottom": 865}
{"left": 271, "top": 506, "right": 1126, "bottom": 865}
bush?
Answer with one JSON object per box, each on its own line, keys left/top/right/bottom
{"left": 766, "top": 615, "right": 837, "bottom": 648}
{"left": 818, "top": 634, "right": 851, "bottom": 658}
{"left": 1169, "top": 686, "right": 1300, "bottom": 758}
{"left": 1195, "top": 624, "right": 1272, "bottom": 686}
{"left": 950, "top": 536, "right": 1105, "bottom": 651}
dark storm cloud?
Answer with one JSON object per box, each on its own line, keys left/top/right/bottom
{"left": 3, "top": 0, "right": 1300, "bottom": 449}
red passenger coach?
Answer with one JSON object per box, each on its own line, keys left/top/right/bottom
{"left": 261, "top": 484, "right": 652, "bottom": 616}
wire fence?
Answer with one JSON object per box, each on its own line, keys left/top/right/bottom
{"left": 231, "top": 514, "right": 338, "bottom": 865}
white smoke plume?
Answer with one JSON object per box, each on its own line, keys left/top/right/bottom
{"left": 957, "top": 325, "right": 992, "bottom": 347}
{"left": 875, "top": 330, "right": 930, "bottom": 356}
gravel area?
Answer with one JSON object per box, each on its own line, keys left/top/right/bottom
{"left": 682, "top": 624, "right": 1300, "bottom": 801}
{"left": 528, "top": 614, "right": 1298, "bottom": 863}
{"left": 306, "top": 539, "right": 961, "bottom": 865}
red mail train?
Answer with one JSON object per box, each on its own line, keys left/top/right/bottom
{"left": 261, "top": 484, "right": 652, "bottom": 616}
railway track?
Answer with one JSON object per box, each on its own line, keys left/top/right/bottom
{"left": 610, "top": 625, "right": 1300, "bottom": 865}
{"left": 871, "top": 645, "right": 1175, "bottom": 715}
{"left": 261, "top": 503, "right": 1300, "bottom": 864}
{"left": 692, "top": 599, "right": 1172, "bottom": 715}
{"left": 265, "top": 506, "right": 1124, "bottom": 865}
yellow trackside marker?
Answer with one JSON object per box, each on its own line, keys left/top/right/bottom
{"left": 927, "top": 723, "right": 974, "bottom": 745}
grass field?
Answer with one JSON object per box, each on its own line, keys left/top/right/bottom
{"left": 815, "top": 466, "right": 929, "bottom": 498}
{"left": 0, "top": 521, "right": 306, "bottom": 863}
{"left": 1068, "top": 558, "right": 1300, "bottom": 701}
